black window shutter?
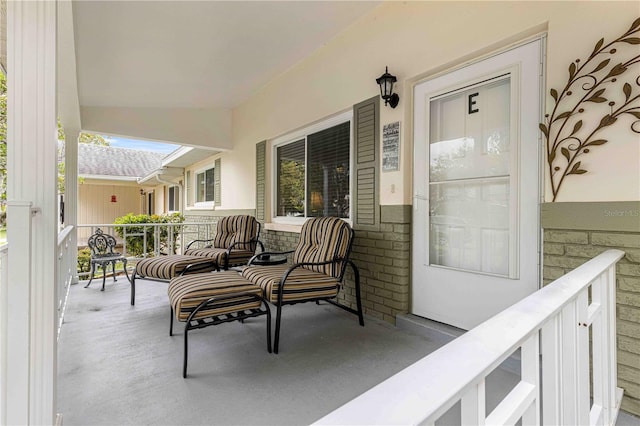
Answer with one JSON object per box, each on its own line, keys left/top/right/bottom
{"left": 353, "top": 96, "right": 380, "bottom": 230}
{"left": 256, "top": 141, "right": 266, "bottom": 221}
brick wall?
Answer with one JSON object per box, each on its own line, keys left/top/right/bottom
{"left": 184, "top": 211, "right": 253, "bottom": 225}
{"left": 261, "top": 207, "right": 412, "bottom": 325}
{"left": 261, "top": 229, "right": 299, "bottom": 254}
{"left": 543, "top": 229, "right": 640, "bottom": 416}
{"left": 183, "top": 210, "right": 255, "bottom": 240}
{"left": 348, "top": 222, "right": 410, "bottom": 323}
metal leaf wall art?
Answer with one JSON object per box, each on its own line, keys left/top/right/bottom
{"left": 540, "top": 17, "right": 640, "bottom": 201}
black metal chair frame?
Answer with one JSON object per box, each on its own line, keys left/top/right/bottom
{"left": 131, "top": 219, "right": 264, "bottom": 304}
{"left": 247, "top": 226, "right": 364, "bottom": 354}
{"left": 185, "top": 221, "right": 265, "bottom": 270}
{"left": 85, "top": 228, "right": 131, "bottom": 291}
{"left": 170, "top": 292, "right": 272, "bottom": 378}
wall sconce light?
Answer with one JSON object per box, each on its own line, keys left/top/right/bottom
{"left": 376, "top": 66, "right": 399, "bottom": 108}
{"left": 140, "top": 188, "right": 145, "bottom": 196}
{"left": 111, "top": 195, "right": 117, "bottom": 203}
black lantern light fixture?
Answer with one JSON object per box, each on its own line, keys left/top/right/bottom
{"left": 376, "top": 66, "right": 399, "bottom": 108}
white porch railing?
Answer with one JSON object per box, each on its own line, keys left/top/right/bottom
{"left": 76, "top": 222, "right": 217, "bottom": 278}
{"left": 316, "top": 249, "right": 625, "bottom": 426}
{"left": 57, "top": 226, "right": 74, "bottom": 339}
{"left": 0, "top": 242, "right": 8, "bottom": 425}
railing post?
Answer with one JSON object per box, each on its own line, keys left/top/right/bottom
{"left": 542, "top": 316, "right": 561, "bottom": 425}
{"left": 57, "top": 227, "right": 74, "bottom": 339}
{"left": 605, "top": 265, "right": 620, "bottom": 424}
{"left": 561, "top": 301, "right": 579, "bottom": 425}
{"left": 591, "top": 274, "right": 606, "bottom": 425}
{"left": 0, "top": 244, "right": 9, "bottom": 425}
{"left": 521, "top": 334, "right": 540, "bottom": 425}
{"left": 461, "top": 381, "right": 486, "bottom": 425}
{"left": 154, "top": 225, "right": 160, "bottom": 254}
{"left": 576, "top": 290, "right": 590, "bottom": 425}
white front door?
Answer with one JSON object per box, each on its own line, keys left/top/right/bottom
{"left": 412, "top": 39, "right": 543, "bottom": 330}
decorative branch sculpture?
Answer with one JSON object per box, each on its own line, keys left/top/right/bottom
{"left": 540, "top": 17, "right": 640, "bottom": 201}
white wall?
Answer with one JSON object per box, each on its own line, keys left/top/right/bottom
{"left": 78, "top": 180, "right": 143, "bottom": 225}
{"left": 225, "top": 1, "right": 639, "bottom": 207}
{"left": 152, "top": 184, "right": 165, "bottom": 215}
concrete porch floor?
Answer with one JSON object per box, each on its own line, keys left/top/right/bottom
{"left": 58, "top": 277, "right": 640, "bottom": 425}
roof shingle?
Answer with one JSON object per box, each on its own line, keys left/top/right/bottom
{"left": 77, "top": 144, "right": 165, "bottom": 178}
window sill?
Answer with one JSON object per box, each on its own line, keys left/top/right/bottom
{"left": 185, "top": 205, "right": 215, "bottom": 211}
{"left": 264, "top": 222, "right": 302, "bottom": 233}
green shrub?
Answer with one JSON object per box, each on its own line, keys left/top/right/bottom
{"left": 114, "top": 212, "right": 184, "bottom": 256}
{"left": 77, "top": 247, "right": 92, "bottom": 274}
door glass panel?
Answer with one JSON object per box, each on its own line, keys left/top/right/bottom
{"left": 429, "top": 77, "right": 510, "bottom": 182}
{"left": 428, "top": 76, "right": 512, "bottom": 276}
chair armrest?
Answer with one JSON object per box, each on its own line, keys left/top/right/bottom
{"left": 279, "top": 257, "right": 347, "bottom": 282}
{"left": 227, "top": 236, "right": 265, "bottom": 253}
{"left": 185, "top": 238, "right": 216, "bottom": 250}
{"left": 287, "top": 257, "right": 347, "bottom": 269}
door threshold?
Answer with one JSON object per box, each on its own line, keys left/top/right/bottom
{"left": 397, "top": 313, "right": 521, "bottom": 376}
{"left": 397, "top": 313, "right": 465, "bottom": 343}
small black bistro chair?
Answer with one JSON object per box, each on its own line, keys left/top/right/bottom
{"left": 85, "top": 228, "right": 131, "bottom": 291}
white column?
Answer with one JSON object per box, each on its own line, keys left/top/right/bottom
{"left": 6, "top": 1, "right": 58, "bottom": 424}
{"left": 65, "top": 128, "right": 80, "bottom": 283}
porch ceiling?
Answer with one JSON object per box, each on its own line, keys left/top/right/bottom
{"left": 59, "top": 1, "right": 381, "bottom": 148}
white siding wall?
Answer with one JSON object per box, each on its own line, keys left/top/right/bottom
{"left": 152, "top": 185, "right": 165, "bottom": 215}
{"left": 78, "top": 181, "right": 143, "bottom": 242}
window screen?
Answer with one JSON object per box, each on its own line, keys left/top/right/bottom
{"left": 275, "top": 120, "right": 350, "bottom": 219}
{"left": 307, "top": 122, "right": 350, "bottom": 218}
{"left": 276, "top": 139, "right": 305, "bottom": 217}
{"left": 168, "top": 186, "right": 179, "bottom": 211}
{"left": 196, "top": 167, "right": 215, "bottom": 203}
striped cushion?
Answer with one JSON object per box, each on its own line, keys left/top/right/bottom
{"left": 227, "top": 249, "right": 255, "bottom": 267}
{"left": 183, "top": 247, "right": 254, "bottom": 268}
{"left": 293, "top": 217, "right": 352, "bottom": 277}
{"left": 183, "top": 247, "right": 227, "bottom": 264}
{"left": 169, "top": 272, "right": 263, "bottom": 322}
{"left": 213, "top": 215, "right": 259, "bottom": 252}
{"left": 242, "top": 265, "right": 339, "bottom": 303}
{"left": 135, "top": 255, "right": 218, "bottom": 281}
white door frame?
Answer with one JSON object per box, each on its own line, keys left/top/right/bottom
{"left": 411, "top": 38, "right": 545, "bottom": 329}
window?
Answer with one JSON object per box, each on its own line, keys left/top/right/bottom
{"left": 168, "top": 185, "right": 180, "bottom": 211}
{"left": 147, "top": 192, "right": 154, "bottom": 215}
{"left": 274, "top": 114, "right": 351, "bottom": 220}
{"left": 196, "top": 167, "right": 215, "bottom": 204}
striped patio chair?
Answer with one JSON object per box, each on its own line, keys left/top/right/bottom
{"left": 131, "top": 215, "right": 263, "bottom": 305}
{"left": 184, "top": 215, "right": 263, "bottom": 270}
{"left": 241, "top": 217, "right": 364, "bottom": 353}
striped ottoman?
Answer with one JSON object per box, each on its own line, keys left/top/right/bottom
{"left": 131, "top": 255, "right": 219, "bottom": 305}
{"left": 168, "top": 271, "right": 272, "bottom": 377}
